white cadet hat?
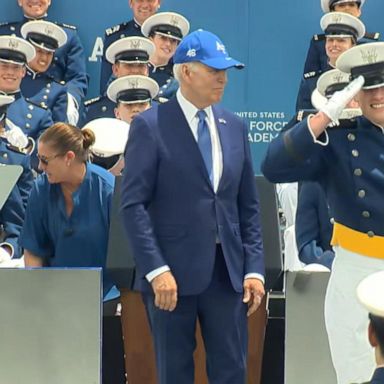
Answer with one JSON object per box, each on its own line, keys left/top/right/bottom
{"left": 82, "top": 117, "right": 130, "bottom": 169}
{"left": 0, "top": 35, "right": 35, "bottom": 65}
{"left": 311, "top": 69, "right": 362, "bottom": 118}
{"left": 105, "top": 36, "right": 155, "bottom": 64}
{"left": 321, "top": 0, "right": 365, "bottom": 13}
{"left": 337, "top": 42, "right": 384, "bottom": 89}
{"left": 21, "top": 20, "right": 67, "bottom": 52}
{"left": 141, "top": 12, "right": 190, "bottom": 41}
{"left": 317, "top": 69, "right": 351, "bottom": 97}
{"left": 320, "top": 12, "right": 365, "bottom": 41}
{"left": 357, "top": 271, "right": 384, "bottom": 317}
{"left": 0, "top": 93, "right": 15, "bottom": 122}
{"left": 107, "top": 75, "right": 159, "bottom": 104}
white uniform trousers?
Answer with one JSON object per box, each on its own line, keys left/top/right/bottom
{"left": 324, "top": 246, "right": 384, "bottom": 384}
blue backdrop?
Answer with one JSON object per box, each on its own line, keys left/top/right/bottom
{"left": 2, "top": 0, "right": 384, "bottom": 172}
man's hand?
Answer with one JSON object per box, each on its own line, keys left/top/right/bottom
{"left": 321, "top": 75, "right": 365, "bottom": 123}
{"left": 151, "top": 271, "right": 178, "bottom": 311}
{"left": 243, "top": 278, "right": 265, "bottom": 317}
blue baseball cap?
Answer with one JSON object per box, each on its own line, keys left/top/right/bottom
{"left": 173, "top": 29, "right": 245, "bottom": 70}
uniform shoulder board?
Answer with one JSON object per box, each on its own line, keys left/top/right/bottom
{"left": 84, "top": 96, "right": 101, "bottom": 106}
{"left": 303, "top": 70, "right": 319, "bottom": 79}
{"left": 105, "top": 23, "right": 122, "bottom": 36}
{"left": 0, "top": 21, "right": 12, "bottom": 27}
{"left": 364, "top": 32, "right": 380, "bottom": 41}
{"left": 55, "top": 21, "right": 77, "bottom": 30}
{"left": 313, "top": 33, "right": 325, "bottom": 41}
{"left": 25, "top": 98, "right": 48, "bottom": 110}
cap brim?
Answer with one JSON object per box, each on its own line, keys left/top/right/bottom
{"left": 201, "top": 57, "right": 245, "bottom": 70}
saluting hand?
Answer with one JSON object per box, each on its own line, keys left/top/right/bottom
{"left": 151, "top": 271, "right": 178, "bottom": 311}
{"left": 243, "top": 278, "right": 265, "bottom": 317}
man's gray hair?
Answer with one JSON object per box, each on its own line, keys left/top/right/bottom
{"left": 173, "top": 62, "right": 199, "bottom": 83}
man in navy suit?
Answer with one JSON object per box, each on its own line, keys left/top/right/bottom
{"left": 121, "top": 29, "right": 265, "bottom": 384}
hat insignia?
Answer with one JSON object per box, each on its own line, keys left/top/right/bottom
{"left": 8, "top": 39, "right": 19, "bottom": 50}
{"left": 131, "top": 39, "right": 142, "bottom": 49}
{"left": 186, "top": 49, "right": 196, "bottom": 57}
{"left": 44, "top": 26, "right": 54, "bottom": 36}
{"left": 333, "top": 72, "right": 345, "bottom": 83}
{"left": 331, "top": 14, "right": 343, "bottom": 23}
{"left": 169, "top": 16, "right": 179, "bottom": 27}
{"left": 216, "top": 41, "right": 226, "bottom": 54}
{"left": 361, "top": 48, "right": 378, "bottom": 64}
{"left": 128, "top": 79, "right": 140, "bottom": 88}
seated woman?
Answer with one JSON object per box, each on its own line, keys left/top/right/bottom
{"left": 20, "top": 122, "right": 117, "bottom": 298}
{"left": 19, "top": 122, "right": 124, "bottom": 383}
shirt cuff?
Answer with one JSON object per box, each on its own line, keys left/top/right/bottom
{"left": 0, "top": 242, "right": 14, "bottom": 258}
{"left": 146, "top": 265, "right": 171, "bottom": 282}
{"left": 307, "top": 114, "right": 329, "bottom": 146}
{"left": 244, "top": 273, "right": 265, "bottom": 284}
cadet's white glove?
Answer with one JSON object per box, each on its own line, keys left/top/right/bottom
{"left": 0, "top": 246, "right": 11, "bottom": 264}
{"left": 67, "top": 92, "right": 79, "bottom": 126}
{"left": 321, "top": 76, "right": 365, "bottom": 123}
{"left": 4, "top": 119, "right": 29, "bottom": 149}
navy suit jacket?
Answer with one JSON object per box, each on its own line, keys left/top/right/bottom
{"left": 120, "top": 97, "right": 264, "bottom": 295}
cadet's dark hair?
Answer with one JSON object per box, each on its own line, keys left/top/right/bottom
{"left": 370, "top": 314, "right": 384, "bottom": 355}
{"left": 330, "top": 1, "right": 361, "bottom": 11}
{"left": 39, "top": 122, "right": 95, "bottom": 163}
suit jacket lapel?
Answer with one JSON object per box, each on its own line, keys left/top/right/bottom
{"left": 213, "top": 105, "right": 230, "bottom": 192}
{"left": 160, "top": 98, "right": 214, "bottom": 188}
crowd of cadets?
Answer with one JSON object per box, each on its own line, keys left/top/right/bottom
{"left": 0, "top": 0, "right": 189, "bottom": 264}
{"left": 1, "top": 1, "right": 384, "bottom": 383}
{"left": 0, "top": 0, "right": 381, "bottom": 307}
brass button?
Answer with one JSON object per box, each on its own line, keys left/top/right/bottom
{"left": 27, "top": 113, "right": 32, "bottom": 119}
{"left": 47, "top": 83, "right": 51, "bottom": 88}
{"left": 26, "top": 123, "right": 31, "bottom": 128}
{"left": 43, "top": 95, "right": 48, "bottom": 100}
{"left": 354, "top": 168, "right": 362, "bottom": 176}
{"left": 102, "top": 106, "right": 107, "bottom": 112}
{"left": 347, "top": 133, "right": 356, "bottom": 141}
{"left": 2, "top": 153, "right": 8, "bottom": 159}
{"left": 352, "top": 149, "right": 359, "bottom": 157}
{"left": 358, "top": 190, "right": 366, "bottom": 198}
{"left": 28, "top": 105, "right": 34, "bottom": 110}
{"left": 10, "top": 26, "right": 15, "bottom": 31}
{"left": 367, "top": 231, "right": 375, "bottom": 238}
{"left": 45, "top": 89, "right": 50, "bottom": 94}
{"left": 330, "top": 217, "right": 335, "bottom": 224}
{"left": 362, "top": 211, "right": 370, "bottom": 218}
